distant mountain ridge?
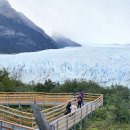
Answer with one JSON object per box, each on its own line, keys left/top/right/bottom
{"left": 0, "top": 0, "right": 81, "bottom": 54}
{"left": 0, "top": 0, "right": 58, "bottom": 54}
{"left": 0, "top": 0, "right": 46, "bottom": 35}
{"left": 52, "top": 33, "right": 81, "bottom": 48}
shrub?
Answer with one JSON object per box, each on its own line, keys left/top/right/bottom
{"left": 93, "top": 107, "right": 107, "bottom": 120}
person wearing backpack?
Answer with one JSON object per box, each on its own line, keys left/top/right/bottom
{"left": 65, "top": 101, "right": 71, "bottom": 115}
{"left": 77, "top": 93, "right": 82, "bottom": 108}
{"left": 80, "top": 90, "right": 84, "bottom": 105}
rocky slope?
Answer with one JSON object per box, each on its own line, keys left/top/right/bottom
{"left": 0, "top": 0, "right": 58, "bottom": 54}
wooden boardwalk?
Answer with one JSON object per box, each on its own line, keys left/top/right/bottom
{"left": 0, "top": 92, "right": 103, "bottom": 130}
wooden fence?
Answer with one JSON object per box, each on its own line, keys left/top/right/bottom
{"left": 0, "top": 92, "right": 103, "bottom": 130}
{"left": 50, "top": 95, "right": 103, "bottom": 130}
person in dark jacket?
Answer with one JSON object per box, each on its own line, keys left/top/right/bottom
{"left": 80, "top": 90, "right": 84, "bottom": 98}
{"left": 65, "top": 101, "right": 71, "bottom": 115}
{"left": 77, "top": 93, "right": 83, "bottom": 108}
{"left": 80, "top": 90, "right": 84, "bottom": 105}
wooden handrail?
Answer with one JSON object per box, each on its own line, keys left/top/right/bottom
{"left": 0, "top": 92, "right": 103, "bottom": 130}
{"left": 50, "top": 94, "right": 103, "bottom": 130}
{"left": 0, "top": 105, "right": 33, "bottom": 116}
{"left": 0, "top": 119, "right": 34, "bottom": 130}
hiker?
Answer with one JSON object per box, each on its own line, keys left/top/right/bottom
{"left": 70, "top": 102, "right": 77, "bottom": 114}
{"left": 73, "top": 90, "right": 76, "bottom": 97}
{"left": 77, "top": 93, "right": 83, "bottom": 108}
{"left": 80, "top": 90, "right": 84, "bottom": 98}
{"left": 80, "top": 90, "right": 84, "bottom": 105}
{"left": 65, "top": 101, "right": 71, "bottom": 115}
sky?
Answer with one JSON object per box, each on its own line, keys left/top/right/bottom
{"left": 8, "top": 0, "right": 130, "bottom": 44}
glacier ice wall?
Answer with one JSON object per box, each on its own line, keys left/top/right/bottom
{"left": 0, "top": 45, "right": 130, "bottom": 87}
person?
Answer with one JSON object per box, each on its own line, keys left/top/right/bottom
{"left": 80, "top": 90, "right": 84, "bottom": 105}
{"left": 77, "top": 93, "right": 82, "bottom": 108}
{"left": 65, "top": 101, "right": 71, "bottom": 115}
{"left": 70, "top": 102, "right": 77, "bottom": 114}
{"left": 73, "top": 90, "right": 76, "bottom": 97}
{"left": 80, "top": 90, "right": 84, "bottom": 98}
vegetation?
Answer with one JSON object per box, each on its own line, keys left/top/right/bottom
{"left": 0, "top": 69, "right": 130, "bottom": 129}
{"left": 0, "top": 69, "right": 33, "bottom": 92}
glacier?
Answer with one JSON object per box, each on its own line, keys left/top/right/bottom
{"left": 0, "top": 44, "right": 130, "bottom": 87}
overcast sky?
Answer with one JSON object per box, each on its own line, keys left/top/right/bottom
{"left": 8, "top": 0, "right": 130, "bottom": 44}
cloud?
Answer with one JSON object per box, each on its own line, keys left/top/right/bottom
{"left": 8, "top": 0, "right": 130, "bottom": 44}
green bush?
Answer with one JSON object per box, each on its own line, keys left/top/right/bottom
{"left": 113, "top": 101, "right": 130, "bottom": 123}
{"left": 34, "top": 79, "right": 59, "bottom": 92}
{"left": 0, "top": 69, "right": 32, "bottom": 92}
{"left": 93, "top": 107, "right": 107, "bottom": 120}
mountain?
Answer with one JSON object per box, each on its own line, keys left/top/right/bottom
{"left": 0, "top": 45, "right": 130, "bottom": 87}
{"left": 0, "top": 0, "right": 58, "bottom": 54}
{"left": 52, "top": 33, "right": 81, "bottom": 48}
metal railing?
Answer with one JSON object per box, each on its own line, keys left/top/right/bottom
{"left": 0, "top": 119, "right": 34, "bottom": 130}
{"left": 0, "top": 92, "right": 73, "bottom": 106}
{"left": 0, "top": 105, "right": 36, "bottom": 128}
{"left": 0, "top": 92, "right": 103, "bottom": 130}
{"left": 50, "top": 95, "right": 103, "bottom": 130}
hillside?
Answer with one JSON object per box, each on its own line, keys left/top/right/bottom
{"left": 52, "top": 33, "right": 81, "bottom": 48}
{"left": 0, "top": 0, "right": 58, "bottom": 53}
{"left": 0, "top": 0, "right": 81, "bottom": 54}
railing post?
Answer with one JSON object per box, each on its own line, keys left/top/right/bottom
{"left": 66, "top": 115, "right": 68, "bottom": 130}
{"left": 12, "top": 125, "right": 15, "bottom": 130}
{"left": 80, "top": 108, "right": 83, "bottom": 129}
{"left": 97, "top": 99, "right": 99, "bottom": 108}
{"left": 86, "top": 105, "right": 88, "bottom": 119}
{"left": 19, "top": 96, "right": 21, "bottom": 108}
{"left": 42, "top": 95, "right": 44, "bottom": 109}
{"left": 51, "top": 125, "right": 55, "bottom": 130}
{"left": 7, "top": 96, "right": 9, "bottom": 106}
{"left": 4, "top": 93, "right": 6, "bottom": 105}
{"left": 31, "top": 116, "right": 34, "bottom": 128}
{"left": 25, "top": 93, "right": 27, "bottom": 104}
{"left": 4, "top": 93, "right": 5, "bottom": 102}
{"left": 52, "top": 107, "right": 54, "bottom": 120}
{"left": 30, "top": 96, "right": 32, "bottom": 105}
{"left": 0, "top": 121, "right": 2, "bottom": 130}
{"left": 53, "top": 124, "right": 56, "bottom": 130}
{"left": 74, "top": 112, "right": 76, "bottom": 130}
{"left": 20, "top": 113, "right": 22, "bottom": 125}
{"left": 56, "top": 121, "right": 58, "bottom": 130}
{"left": 90, "top": 102, "right": 92, "bottom": 117}
{"left": 101, "top": 95, "right": 103, "bottom": 107}
{"left": 95, "top": 101, "right": 96, "bottom": 110}
{"left": 2, "top": 107, "right": 5, "bottom": 119}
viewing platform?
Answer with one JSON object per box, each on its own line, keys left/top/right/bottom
{"left": 0, "top": 92, "right": 103, "bottom": 130}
